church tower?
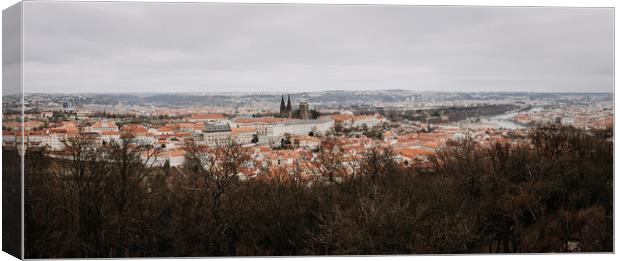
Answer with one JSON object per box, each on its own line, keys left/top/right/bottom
{"left": 280, "top": 94, "right": 286, "bottom": 117}
{"left": 286, "top": 95, "right": 292, "bottom": 118}
{"left": 299, "top": 99, "right": 309, "bottom": 120}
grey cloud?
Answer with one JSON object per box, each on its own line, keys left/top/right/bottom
{"left": 21, "top": 2, "right": 613, "bottom": 93}
{"left": 3, "top": 2, "right": 22, "bottom": 95}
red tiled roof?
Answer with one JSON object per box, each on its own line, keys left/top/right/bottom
{"left": 422, "top": 141, "right": 439, "bottom": 149}
{"left": 174, "top": 132, "right": 192, "bottom": 137}
{"left": 100, "top": 130, "right": 120, "bottom": 136}
{"left": 176, "top": 123, "right": 196, "bottom": 129}
{"left": 397, "top": 148, "right": 434, "bottom": 159}
{"left": 231, "top": 127, "right": 257, "bottom": 135}
{"left": 121, "top": 124, "right": 148, "bottom": 134}
{"left": 158, "top": 125, "right": 177, "bottom": 132}
{"left": 91, "top": 120, "right": 118, "bottom": 129}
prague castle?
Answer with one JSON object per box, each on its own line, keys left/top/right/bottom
{"left": 280, "top": 94, "right": 292, "bottom": 118}
{"left": 279, "top": 94, "right": 310, "bottom": 120}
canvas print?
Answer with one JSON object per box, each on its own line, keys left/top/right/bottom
{"left": 2, "top": 1, "right": 614, "bottom": 258}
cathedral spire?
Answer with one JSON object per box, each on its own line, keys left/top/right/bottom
{"left": 280, "top": 94, "right": 286, "bottom": 116}
{"left": 286, "top": 95, "right": 292, "bottom": 118}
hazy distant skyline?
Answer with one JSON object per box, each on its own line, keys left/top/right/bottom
{"left": 17, "top": 2, "right": 614, "bottom": 93}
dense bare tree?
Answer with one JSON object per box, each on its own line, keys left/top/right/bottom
{"left": 22, "top": 125, "right": 613, "bottom": 257}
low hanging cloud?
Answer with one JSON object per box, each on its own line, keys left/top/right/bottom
{"left": 20, "top": 2, "right": 613, "bottom": 93}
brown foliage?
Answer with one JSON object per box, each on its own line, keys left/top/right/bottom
{"left": 23, "top": 126, "right": 613, "bottom": 257}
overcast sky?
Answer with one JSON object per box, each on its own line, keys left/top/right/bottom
{"left": 20, "top": 2, "right": 613, "bottom": 93}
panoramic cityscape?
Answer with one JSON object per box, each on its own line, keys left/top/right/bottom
{"left": 2, "top": 91, "right": 614, "bottom": 170}
{"left": 3, "top": 90, "right": 614, "bottom": 256}
{"left": 1, "top": 1, "right": 613, "bottom": 258}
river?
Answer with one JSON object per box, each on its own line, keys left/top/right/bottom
{"left": 460, "top": 107, "right": 543, "bottom": 130}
